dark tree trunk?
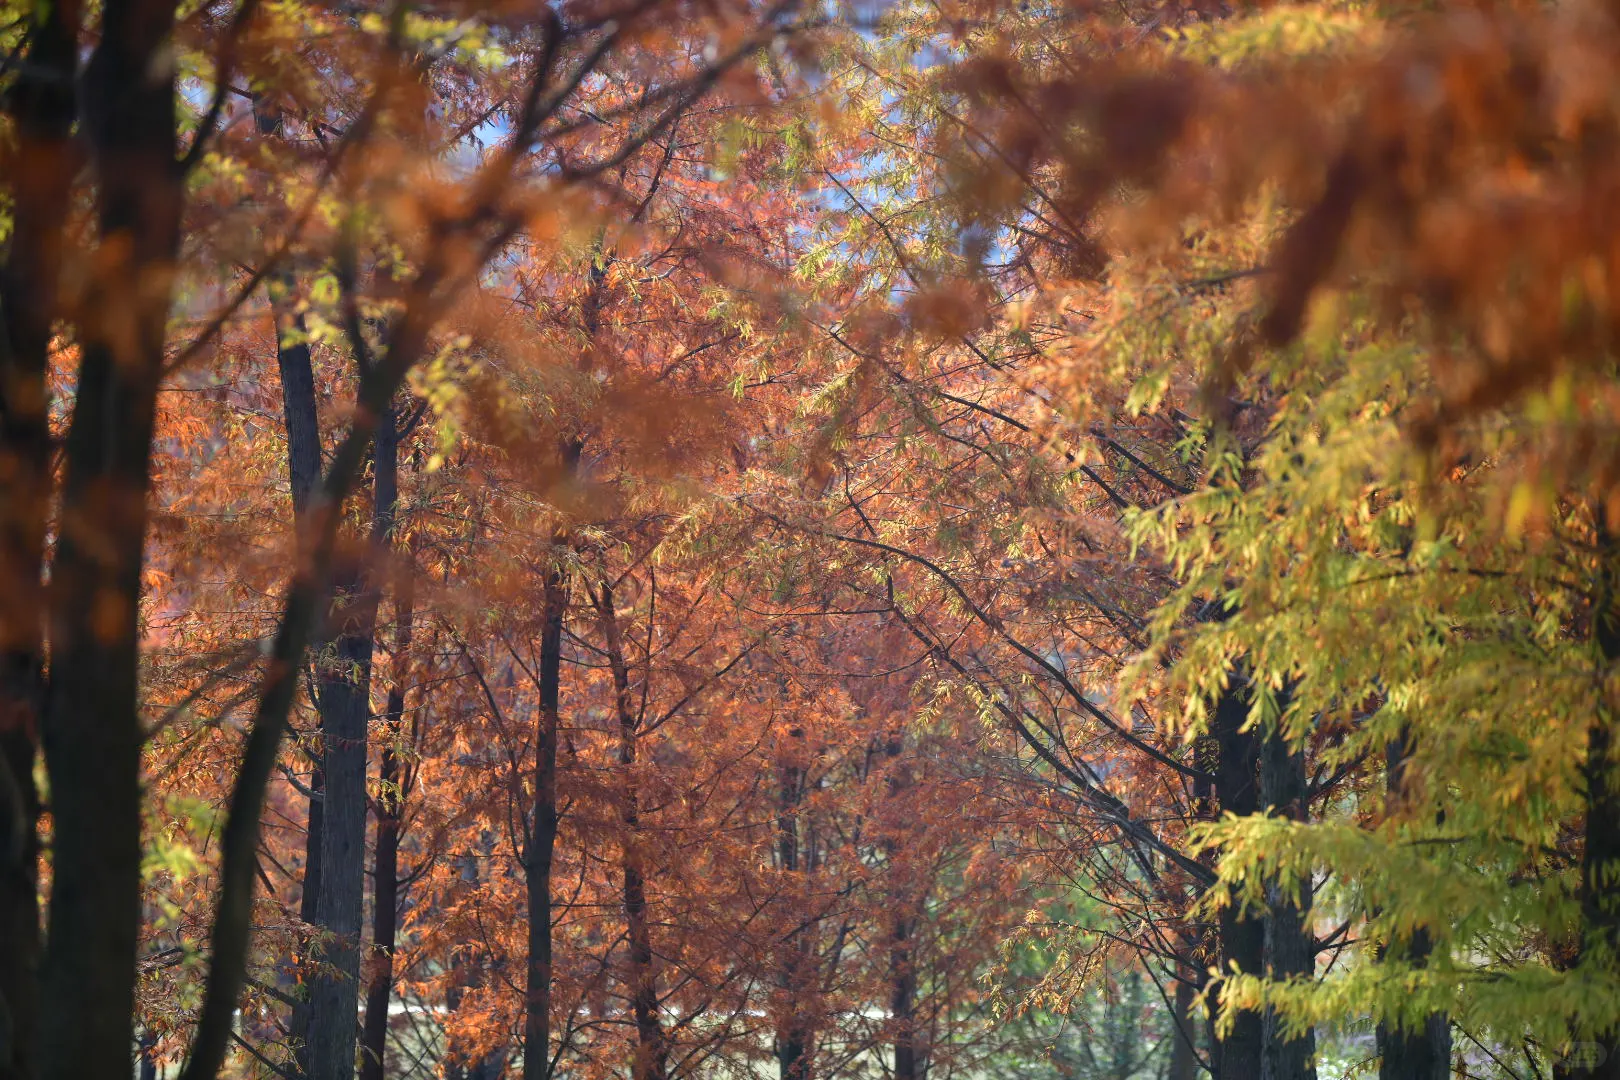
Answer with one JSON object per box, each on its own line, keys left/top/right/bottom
{"left": 304, "top": 576, "right": 377, "bottom": 1080}
{"left": 597, "top": 582, "right": 668, "bottom": 1080}
{"left": 1377, "top": 732, "right": 1450, "bottom": 1080}
{"left": 138, "top": 1033, "right": 158, "bottom": 1080}
{"left": 274, "top": 282, "right": 326, "bottom": 923}
{"left": 357, "top": 718, "right": 401, "bottom": 1080}
{"left": 1564, "top": 530, "right": 1620, "bottom": 1080}
{"left": 1211, "top": 685, "right": 1263, "bottom": 1080}
{"left": 1185, "top": 730, "right": 1219, "bottom": 1080}
{"left": 0, "top": 4, "right": 80, "bottom": 1077}
{"left": 270, "top": 268, "right": 328, "bottom": 1076}
{"left": 890, "top": 913, "right": 919, "bottom": 1080}
{"left": 258, "top": 87, "right": 328, "bottom": 1068}
{"left": 775, "top": 740, "right": 813, "bottom": 1080}
{"left": 40, "top": 6, "right": 183, "bottom": 1080}
{"left": 1261, "top": 727, "right": 1316, "bottom": 1080}
{"left": 882, "top": 731, "right": 921, "bottom": 1080}
{"left": 1169, "top": 974, "right": 1201, "bottom": 1080}
{"left": 306, "top": 398, "right": 399, "bottom": 1080}
{"left": 524, "top": 568, "right": 566, "bottom": 1080}
{"left": 359, "top": 417, "right": 410, "bottom": 1080}
{"left": 777, "top": 1029, "right": 811, "bottom": 1080}
{"left": 1375, "top": 926, "right": 1449, "bottom": 1080}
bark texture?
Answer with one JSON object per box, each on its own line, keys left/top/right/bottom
{"left": 360, "top": 414, "right": 410, "bottom": 1080}
{"left": 40, "top": 6, "right": 183, "bottom": 1080}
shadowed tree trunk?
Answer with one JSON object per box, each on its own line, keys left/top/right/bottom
{"left": 1261, "top": 725, "right": 1316, "bottom": 1080}
{"left": 1211, "top": 683, "right": 1262, "bottom": 1080}
{"left": 0, "top": 5, "right": 80, "bottom": 1078}
{"left": 305, "top": 392, "right": 402, "bottom": 1080}
{"left": 881, "top": 731, "right": 921, "bottom": 1080}
{"left": 1182, "top": 726, "right": 1220, "bottom": 1080}
{"left": 524, "top": 562, "right": 567, "bottom": 1080}
{"left": 271, "top": 266, "right": 329, "bottom": 1076}
{"left": 360, "top": 412, "right": 411, "bottom": 1080}
{"left": 39, "top": 5, "right": 184, "bottom": 1080}
{"left": 138, "top": 1032, "right": 158, "bottom": 1080}
{"left": 304, "top": 565, "right": 378, "bottom": 1080}
{"left": 1168, "top": 924, "right": 1207, "bottom": 1080}
{"left": 1377, "top": 731, "right": 1451, "bottom": 1080}
{"left": 257, "top": 91, "right": 329, "bottom": 1074}
{"left": 1558, "top": 524, "right": 1620, "bottom": 1080}
{"left": 889, "top": 912, "right": 919, "bottom": 1080}
{"left": 775, "top": 733, "right": 814, "bottom": 1080}
{"left": 1168, "top": 974, "right": 1201, "bottom": 1080}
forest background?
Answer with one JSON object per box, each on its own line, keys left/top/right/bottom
{"left": 0, "top": 0, "right": 1616, "bottom": 1079}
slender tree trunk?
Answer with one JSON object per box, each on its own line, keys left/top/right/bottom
{"left": 359, "top": 417, "right": 410, "bottom": 1080}
{"left": 40, "top": 6, "right": 183, "bottom": 1080}
{"left": 258, "top": 94, "right": 331, "bottom": 1073}
{"left": 1377, "top": 731, "right": 1450, "bottom": 1080}
{"left": 306, "top": 398, "right": 398, "bottom": 1080}
{"left": 1211, "top": 684, "right": 1263, "bottom": 1080}
{"left": 274, "top": 282, "right": 327, "bottom": 932}
{"left": 596, "top": 582, "right": 669, "bottom": 1080}
{"left": 358, "top": 738, "right": 400, "bottom": 1080}
{"left": 890, "top": 913, "right": 919, "bottom": 1080}
{"left": 0, "top": 5, "right": 79, "bottom": 1077}
{"left": 1169, "top": 974, "right": 1201, "bottom": 1080}
{"left": 270, "top": 268, "right": 329, "bottom": 1075}
{"left": 524, "top": 566, "right": 566, "bottom": 1080}
{"left": 1562, "top": 526, "right": 1620, "bottom": 1080}
{"left": 1185, "top": 729, "right": 1220, "bottom": 1080}
{"left": 1260, "top": 727, "right": 1316, "bottom": 1080}
{"left": 775, "top": 737, "right": 813, "bottom": 1080}
{"left": 881, "top": 731, "right": 921, "bottom": 1080}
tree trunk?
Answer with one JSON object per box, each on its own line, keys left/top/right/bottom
{"left": 273, "top": 276, "right": 326, "bottom": 926}
{"left": 777, "top": 1028, "right": 811, "bottom": 1080}
{"left": 775, "top": 739, "right": 813, "bottom": 1080}
{"left": 258, "top": 86, "right": 329, "bottom": 1070}
{"left": 137, "top": 1032, "right": 158, "bottom": 1080}
{"left": 524, "top": 567, "right": 566, "bottom": 1080}
{"left": 881, "top": 731, "right": 921, "bottom": 1080}
{"left": 1211, "top": 684, "right": 1262, "bottom": 1080}
{"left": 306, "top": 399, "right": 398, "bottom": 1080}
{"left": 269, "top": 266, "right": 329, "bottom": 1076}
{"left": 0, "top": 4, "right": 80, "bottom": 1077}
{"left": 1183, "top": 730, "right": 1219, "bottom": 1080}
{"left": 1260, "top": 727, "right": 1316, "bottom": 1080}
{"left": 1564, "top": 530, "right": 1620, "bottom": 1080}
{"left": 1169, "top": 974, "right": 1201, "bottom": 1080}
{"left": 1377, "top": 732, "right": 1450, "bottom": 1080}
{"left": 596, "top": 582, "right": 669, "bottom": 1080}
{"left": 304, "top": 578, "right": 377, "bottom": 1080}
{"left": 359, "top": 417, "right": 410, "bottom": 1080}
{"left": 890, "top": 913, "right": 919, "bottom": 1080}
{"left": 40, "top": 6, "right": 183, "bottom": 1080}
